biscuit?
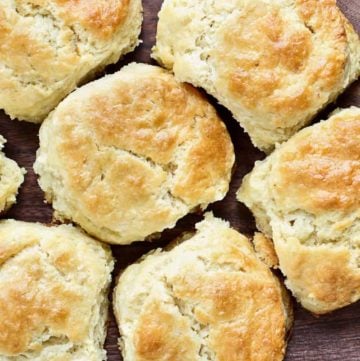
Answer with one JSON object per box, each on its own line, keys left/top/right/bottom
{"left": 0, "top": 0, "right": 143, "bottom": 122}
{"left": 34, "top": 63, "right": 235, "bottom": 245}
{"left": 152, "top": 0, "right": 360, "bottom": 151}
{"left": 237, "top": 107, "right": 360, "bottom": 314}
{"left": 113, "top": 213, "right": 292, "bottom": 361}
{"left": 0, "top": 220, "right": 114, "bottom": 360}
{"left": 0, "top": 135, "right": 25, "bottom": 212}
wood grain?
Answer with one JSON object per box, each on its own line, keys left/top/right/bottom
{"left": 0, "top": 1, "right": 359, "bottom": 360}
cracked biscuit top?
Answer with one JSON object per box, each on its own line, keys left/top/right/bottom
{"left": 0, "top": 220, "right": 113, "bottom": 360}
{"left": 271, "top": 107, "right": 360, "bottom": 214}
{"left": 34, "top": 63, "right": 235, "bottom": 245}
{"left": 114, "top": 214, "right": 292, "bottom": 361}
{"left": 152, "top": 0, "right": 360, "bottom": 151}
{"left": 0, "top": 0, "right": 142, "bottom": 122}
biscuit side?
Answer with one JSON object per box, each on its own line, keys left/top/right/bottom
{"left": 0, "top": 136, "right": 25, "bottom": 212}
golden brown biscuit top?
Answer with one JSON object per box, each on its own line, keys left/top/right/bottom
{"left": 7, "top": 0, "right": 130, "bottom": 37}
{"left": 272, "top": 108, "right": 360, "bottom": 214}
{"left": 215, "top": 0, "right": 348, "bottom": 129}
{"left": 116, "top": 215, "right": 289, "bottom": 361}
{"left": 0, "top": 221, "right": 112, "bottom": 356}
{"left": 39, "top": 64, "right": 234, "bottom": 243}
{"left": 0, "top": 5, "right": 77, "bottom": 86}
{"left": 56, "top": 0, "right": 130, "bottom": 38}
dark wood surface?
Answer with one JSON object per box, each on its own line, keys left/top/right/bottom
{"left": 0, "top": 1, "right": 359, "bottom": 360}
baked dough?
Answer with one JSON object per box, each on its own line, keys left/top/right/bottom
{"left": 34, "top": 63, "right": 234, "bottom": 245}
{"left": 113, "top": 213, "right": 292, "bottom": 361}
{"left": 153, "top": 0, "right": 360, "bottom": 151}
{"left": 0, "top": 135, "right": 25, "bottom": 211}
{"left": 0, "top": 0, "right": 142, "bottom": 122}
{"left": 0, "top": 220, "right": 114, "bottom": 360}
{"left": 238, "top": 107, "right": 360, "bottom": 314}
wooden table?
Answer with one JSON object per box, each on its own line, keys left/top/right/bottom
{"left": 0, "top": 1, "right": 359, "bottom": 360}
